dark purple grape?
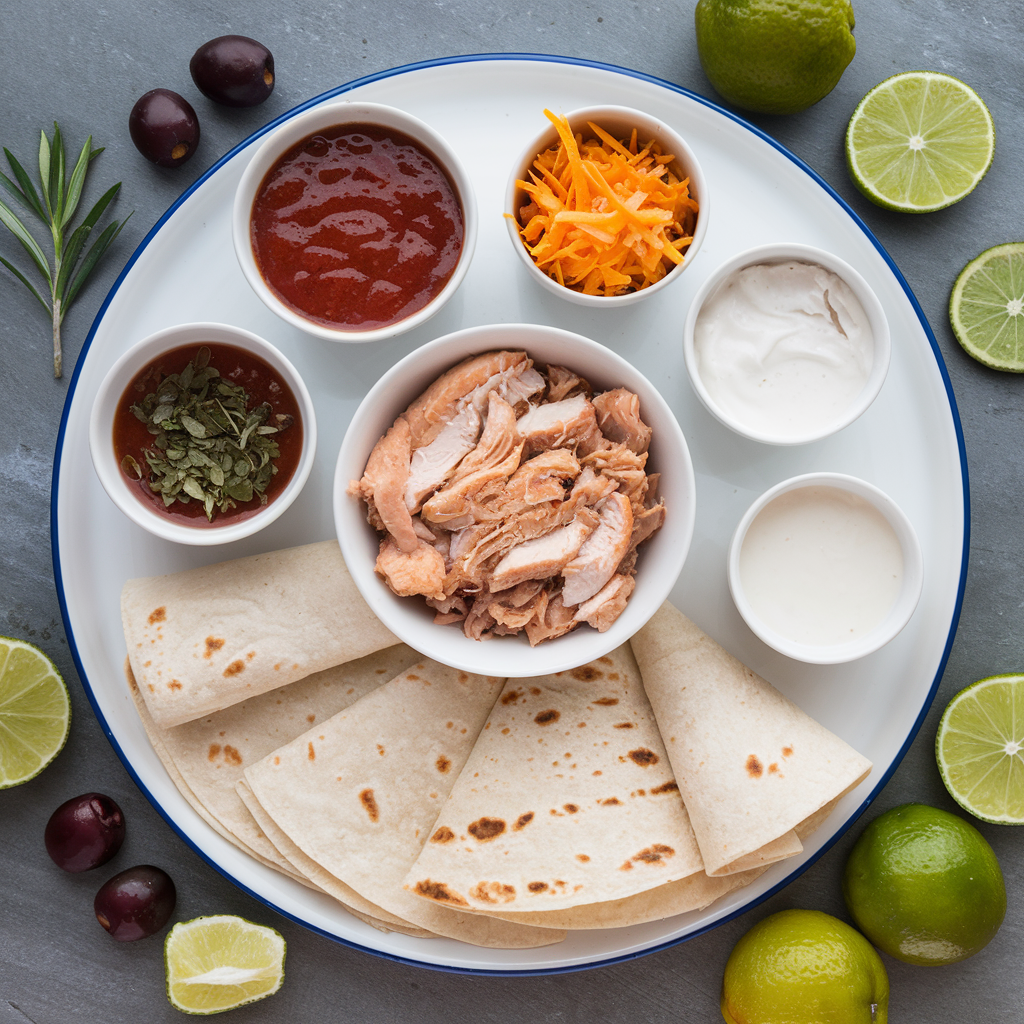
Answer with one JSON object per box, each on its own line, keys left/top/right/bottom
{"left": 129, "top": 90, "right": 200, "bottom": 167}
{"left": 45, "top": 792, "right": 126, "bottom": 873}
{"left": 190, "top": 35, "right": 275, "bottom": 107}
{"left": 94, "top": 865, "right": 176, "bottom": 941}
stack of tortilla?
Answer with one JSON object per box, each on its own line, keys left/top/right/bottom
{"left": 121, "top": 542, "right": 873, "bottom": 946}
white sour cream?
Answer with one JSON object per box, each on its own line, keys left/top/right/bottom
{"left": 739, "top": 486, "right": 903, "bottom": 647}
{"left": 694, "top": 261, "right": 873, "bottom": 439}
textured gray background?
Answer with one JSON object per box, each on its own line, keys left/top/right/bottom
{"left": 2, "top": 0, "right": 1023, "bottom": 1020}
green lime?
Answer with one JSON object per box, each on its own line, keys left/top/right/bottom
{"left": 846, "top": 71, "right": 995, "bottom": 213}
{"left": 165, "top": 915, "right": 286, "bottom": 1015}
{"left": 721, "top": 909, "right": 888, "bottom": 1024}
{"left": 936, "top": 673, "right": 1024, "bottom": 821}
{"left": 843, "top": 803, "right": 1005, "bottom": 965}
{"left": 0, "top": 636, "right": 70, "bottom": 788}
{"left": 949, "top": 244, "right": 1024, "bottom": 372}
{"left": 695, "top": 0, "right": 856, "bottom": 115}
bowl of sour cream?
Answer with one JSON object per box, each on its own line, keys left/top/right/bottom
{"left": 728, "top": 472, "right": 923, "bottom": 664}
{"left": 683, "top": 243, "right": 890, "bottom": 445}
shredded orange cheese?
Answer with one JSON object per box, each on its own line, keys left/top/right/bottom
{"left": 511, "top": 109, "right": 699, "bottom": 297}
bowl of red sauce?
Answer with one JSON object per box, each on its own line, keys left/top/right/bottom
{"left": 233, "top": 100, "right": 477, "bottom": 343}
{"left": 89, "top": 322, "right": 316, "bottom": 545}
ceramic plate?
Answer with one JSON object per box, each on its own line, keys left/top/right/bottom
{"left": 52, "top": 55, "right": 967, "bottom": 974}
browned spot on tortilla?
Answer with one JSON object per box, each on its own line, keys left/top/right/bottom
{"left": 168, "top": 680, "right": 182, "bottom": 691}
{"left": 534, "top": 709, "right": 560, "bottom": 726}
{"left": 634, "top": 789, "right": 646, "bottom": 797}
{"left": 223, "top": 745, "right": 242, "bottom": 767}
{"left": 620, "top": 844, "right": 675, "bottom": 871}
{"left": 593, "top": 770, "right": 602, "bottom": 776}
{"left": 360, "top": 788, "right": 379, "bottom": 822}
{"left": 431, "top": 826, "right": 455, "bottom": 844}
{"left": 592, "top": 697, "right": 618, "bottom": 706}
{"left": 274, "top": 663, "right": 282, "bottom": 671}
{"left": 607, "top": 672, "right": 620, "bottom": 681}
{"left": 528, "top": 881, "right": 548, "bottom": 893}
{"left": 601, "top": 797, "right": 621, "bottom": 806}
{"left": 223, "top": 660, "right": 245, "bottom": 677}
{"left": 576, "top": 854, "right": 590, "bottom": 862}
{"left": 376, "top": 668, "right": 387, "bottom": 674}
{"left": 614, "top": 722, "right": 635, "bottom": 729}
{"left": 470, "top": 881, "right": 516, "bottom": 905}
{"left": 501, "top": 689, "right": 522, "bottom": 705}
{"left": 501, "top": 727, "right": 510, "bottom": 735}
{"left": 578, "top": 722, "right": 587, "bottom": 728}
{"left": 407, "top": 674, "right": 420, "bottom": 681}
{"left": 468, "top": 817, "right": 506, "bottom": 842}
{"left": 620, "top": 861, "right": 633, "bottom": 871}
{"left": 414, "top": 880, "right": 468, "bottom": 907}
{"left": 203, "top": 636, "right": 224, "bottom": 658}
{"left": 436, "top": 755, "right": 451, "bottom": 773}
{"left": 446, "top": 721, "right": 454, "bottom": 729}
{"left": 513, "top": 812, "right": 534, "bottom": 831}
{"left": 377, "top": 744, "right": 386, "bottom": 756}
{"left": 563, "top": 804, "right": 579, "bottom": 814}
{"left": 769, "top": 762, "right": 779, "bottom": 774}
{"left": 598, "top": 656, "right": 613, "bottom": 665}
{"left": 148, "top": 607, "right": 166, "bottom": 625}
{"left": 307, "top": 714, "right": 316, "bottom": 723}
{"left": 746, "top": 754, "right": 763, "bottom": 778}
{"left": 571, "top": 665, "right": 602, "bottom": 682}
{"left": 143, "top": 660, "right": 151, "bottom": 668}
{"left": 783, "top": 745, "right": 794, "bottom": 757}
{"left": 246, "top": 651, "right": 254, "bottom": 661}
{"left": 651, "top": 780, "right": 679, "bottom": 795}
{"left": 273, "top": 755, "right": 280, "bottom": 765}
{"left": 529, "top": 687, "right": 541, "bottom": 695}
{"left": 219, "top": 731, "right": 225, "bottom": 737}
{"left": 207, "top": 744, "right": 221, "bottom": 762}
{"left": 628, "top": 748, "right": 659, "bottom": 767}
{"left": 307, "top": 742, "right": 316, "bottom": 761}
{"left": 147, "top": 683, "right": 154, "bottom": 692}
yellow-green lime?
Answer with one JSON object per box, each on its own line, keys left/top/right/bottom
{"left": 949, "top": 244, "right": 1024, "bottom": 372}
{"left": 0, "top": 636, "right": 70, "bottom": 788}
{"left": 843, "top": 803, "right": 1005, "bottom": 966}
{"left": 846, "top": 71, "right": 995, "bottom": 212}
{"left": 720, "top": 909, "right": 888, "bottom": 1024}
{"left": 695, "top": 0, "right": 856, "bottom": 116}
{"left": 165, "top": 915, "right": 286, "bottom": 1015}
{"left": 937, "top": 673, "right": 1024, "bottom": 821}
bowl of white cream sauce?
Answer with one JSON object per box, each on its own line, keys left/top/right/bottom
{"left": 683, "top": 243, "right": 890, "bottom": 444}
{"left": 728, "top": 473, "right": 923, "bottom": 664}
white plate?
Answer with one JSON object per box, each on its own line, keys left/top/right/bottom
{"left": 53, "top": 56, "right": 967, "bottom": 974}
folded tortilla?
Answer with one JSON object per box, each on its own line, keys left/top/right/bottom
{"left": 404, "top": 645, "right": 712, "bottom": 918}
{"left": 122, "top": 540, "right": 397, "bottom": 728}
{"left": 630, "top": 602, "right": 872, "bottom": 877}
{"left": 244, "top": 659, "right": 565, "bottom": 948}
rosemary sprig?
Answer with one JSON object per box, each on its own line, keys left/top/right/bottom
{"left": 0, "top": 123, "right": 132, "bottom": 378}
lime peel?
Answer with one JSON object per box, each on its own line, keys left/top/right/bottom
{"left": 949, "top": 244, "right": 1024, "bottom": 372}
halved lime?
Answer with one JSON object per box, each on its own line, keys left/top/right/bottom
{"left": 936, "top": 674, "right": 1024, "bottom": 824}
{"left": 949, "top": 243, "right": 1024, "bottom": 371}
{"left": 0, "top": 636, "right": 71, "bottom": 788}
{"left": 165, "top": 915, "right": 286, "bottom": 1015}
{"left": 846, "top": 71, "right": 995, "bottom": 213}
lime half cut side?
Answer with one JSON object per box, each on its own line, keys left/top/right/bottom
{"left": 165, "top": 915, "right": 286, "bottom": 1015}
{"left": 950, "top": 243, "right": 1024, "bottom": 371}
{"left": 846, "top": 71, "right": 995, "bottom": 213}
{"left": 0, "top": 636, "right": 71, "bottom": 788}
{"left": 937, "top": 674, "right": 1024, "bottom": 824}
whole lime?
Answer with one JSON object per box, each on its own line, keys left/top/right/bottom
{"left": 695, "top": 0, "right": 857, "bottom": 115}
{"left": 843, "top": 803, "right": 1006, "bottom": 965}
{"left": 721, "top": 909, "right": 888, "bottom": 1024}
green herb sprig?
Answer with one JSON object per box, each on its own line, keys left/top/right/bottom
{"left": 124, "top": 346, "right": 293, "bottom": 521}
{"left": 0, "top": 123, "right": 132, "bottom": 377}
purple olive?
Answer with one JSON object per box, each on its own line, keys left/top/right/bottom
{"left": 45, "top": 792, "right": 126, "bottom": 873}
{"left": 94, "top": 865, "right": 176, "bottom": 941}
{"left": 190, "top": 35, "right": 275, "bottom": 107}
{"left": 129, "top": 89, "right": 200, "bottom": 168}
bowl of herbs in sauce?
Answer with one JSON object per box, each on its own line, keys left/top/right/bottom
{"left": 89, "top": 322, "right": 316, "bottom": 545}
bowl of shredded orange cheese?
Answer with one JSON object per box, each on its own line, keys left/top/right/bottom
{"left": 505, "top": 106, "right": 708, "bottom": 305}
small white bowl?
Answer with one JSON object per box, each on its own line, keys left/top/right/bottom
{"left": 233, "top": 100, "right": 477, "bottom": 343}
{"left": 334, "top": 322, "right": 696, "bottom": 677}
{"left": 90, "top": 322, "right": 316, "bottom": 546}
{"left": 683, "top": 243, "right": 891, "bottom": 445}
{"left": 504, "top": 105, "right": 709, "bottom": 307}
{"left": 728, "top": 472, "right": 923, "bottom": 664}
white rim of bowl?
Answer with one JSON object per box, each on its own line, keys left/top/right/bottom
{"left": 727, "top": 472, "right": 924, "bottom": 665}
{"left": 232, "top": 100, "right": 478, "bottom": 343}
{"left": 504, "top": 105, "right": 709, "bottom": 308}
{"left": 333, "top": 321, "right": 697, "bottom": 676}
{"left": 88, "top": 322, "right": 317, "bottom": 546}
{"left": 682, "top": 242, "right": 891, "bottom": 445}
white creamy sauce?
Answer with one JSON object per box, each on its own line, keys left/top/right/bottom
{"left": 694, "top": 260, "right": 873, "bottom": 438}
{"left": 739, "top": 486, "right": 903, "bottom": 646}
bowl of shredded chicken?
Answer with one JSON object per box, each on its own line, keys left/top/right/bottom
{"left": 334, "top": 323, "right": 696, "bottom": 677}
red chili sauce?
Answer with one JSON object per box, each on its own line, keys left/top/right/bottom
{"left": 112, "top": 343, "right": 303, "bottom": 527}
{"left": 250, "top": 123, "right": 465, "bottom": 331}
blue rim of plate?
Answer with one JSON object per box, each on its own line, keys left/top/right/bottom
{"left": 51, "top": 52, "right": 970, "bottom": 977}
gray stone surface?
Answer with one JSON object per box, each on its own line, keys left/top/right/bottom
{"left": 1, "top": 0, "right": 1022, "bottom": 1020}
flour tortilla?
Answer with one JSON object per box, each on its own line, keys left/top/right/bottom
{"left": 404, "top": 645, "right": 708, "bottom": 917}
{"left": 244, "top": 660, "right": 565, "bottom": 948}
{"left": 630, "top": 603, "right": 872, "bottom": 877}
{"left": 122, "top": 540, "right": 397, "bottom": 728}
